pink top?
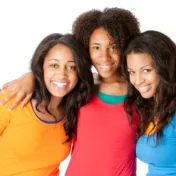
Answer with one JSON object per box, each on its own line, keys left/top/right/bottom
{"left": 65, "top": 94, "right": 140, "bottom": 176}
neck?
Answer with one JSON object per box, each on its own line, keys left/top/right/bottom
{"left": 48, "top": 96, "right": 63, "bottom": 111}
{"left": 47, "top": 96, "right": 64, "bottom": 121}
{"left": 101, "top": 72, "right": 124, "bottom": 84}
{"left": 31, "top": 97, "right": 65, "bottom": 122}
{"left": 97, "top": 74, "right": 127, "bottom": 96}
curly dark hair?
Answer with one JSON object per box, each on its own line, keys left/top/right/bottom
{"left": 122, "top": 30, "right": 176, "bottom": 142}
{"left": 72, "top": 7, "right": 140, "bottom": 58}
{"left": 30, "top": 33, "right": 94, "bottom": 142}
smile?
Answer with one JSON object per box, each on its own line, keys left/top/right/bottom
{"left": 52, "top": 81, "right": 68, "bottom": 88}
{"left": 137, "top": 85, "right": 151, "bottom": 93}
{"left": 99, "top": 64, "right": 114, "bottom": 71}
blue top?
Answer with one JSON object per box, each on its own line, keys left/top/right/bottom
{"left": 136, "top": 112, "right": 176, "bottom": 176}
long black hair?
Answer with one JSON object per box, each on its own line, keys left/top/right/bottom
{"left": 30, "top": 33, "right": 94, "bottom": 141}
{"left": 122, "top": 30, "right": 176, "bottom": 141}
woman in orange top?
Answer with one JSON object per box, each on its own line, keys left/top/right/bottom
{"left": 0, "top": 33, "right": 94, "bottom": 176}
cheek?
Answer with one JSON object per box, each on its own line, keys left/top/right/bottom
{"left": 70, "top": 72, "right": 79, "bottom": 86}
{"left": 43, "top": 69, "right": 53, "bottom": 83}
{"left": 153, "top": 76, "right": 160, "bottom": 89}
{"left": 114, "top": 55, "right": 120, "bottom": 65}
{"left": 129, "top": 76, "right": 134, "bottom": 85}
{"left": 89, "top": 54, "right": 96, "bottom": 64}
{"left": 89, "top": 50, "right": 99, "bottom": 62}
{"left": 112, "top": 52, "right": 119, "bottom": 58}
{"left": 150, "top": 73, "right": 159, "bottom": 84}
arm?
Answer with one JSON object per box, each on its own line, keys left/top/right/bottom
{"left": 0, "top": 72, "right": 35, "bottom": 111}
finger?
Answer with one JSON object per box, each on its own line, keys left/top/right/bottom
{"left": 0, "top": 86, "right": 15, "bottom": 96}
{"left": 20, "top": 94, "right": 32, "bottom": 108}
{"left": 0, "top": 91, "right": 17, "bottom": 105}
{"left": 0, "top": 89, "right": 13, "bottom": 96}
{"left": 2, "top": 81, "right": 14, "bottom": 89}
{"left": 0, "top": 88, "right": 9, "bottom": 95}
{"left": 2, "top": 83, "right": 10, "bottom": 89}
{"left": 3, "top": 85, "right": 16, "bottom": 92}
{"left": 0, "top": 89, "right": 5, "bottom": 96}
{"left": 8, "top": 93, "right": 25, "bottom": 111}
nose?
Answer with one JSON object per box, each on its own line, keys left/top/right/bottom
{"left": 57, "top": 67, "right": 67, "bottom": 78}
{"left": 101, "top": 48, "right": 110, "bottom": 61}
{"left": 133, "top": 73, "right": 144, "bottom": 86}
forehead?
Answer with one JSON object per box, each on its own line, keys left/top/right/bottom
{"left": 46, "top": 44, "right": 75, "bottom": 61}
{"left": 127, "top": 53, "right": 153, "bottom": 67}
{"left": 89, "top": 27, "right": 114, "bottom": 43}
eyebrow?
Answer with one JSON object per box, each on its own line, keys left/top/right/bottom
{"left": 140, "top": 65, "right": 150, "bottom": 69}
{"left": 48, "top": 58, "right": 75, "bottom": 63}
{"left": 109, "top": 42, "right": 116, "bottom": 45}
{"left": 128, "top": 65, "right": 151, "bottom": 70}
{"left": 90, "top": 42, "right": 116, "bottom": 46}
{"left": 90, "top": 43, "right": 100, "bottom": 45}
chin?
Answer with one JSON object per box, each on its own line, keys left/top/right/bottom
{"left": 140, "top": 92, "right": 154, "bottom": 99}
{"left": 51, "top": 91, "right": 67, "bottom": 98}
{"left": 99, "top": 72, "right": 114, "bottom": 79}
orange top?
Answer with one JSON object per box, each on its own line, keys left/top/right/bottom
{"left": 0, "top": 93, "right": 71, "bottom": 176}
{"left": 145, "top": 121, "right": 157, "bottom": 135}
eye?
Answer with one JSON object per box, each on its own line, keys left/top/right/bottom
{"left": 50, "top": 63, "right": 58, "bottom": 68}
{"left": 109, "top": 45, "right": 117, "bottom": 50}
{"left": 67, "top": 65, "right": 76, "bottom": 71}
{"left": 127, "top": 70, "right": 135, "bottom": 75}
{"left": 92, "top": 46, "right": 100, "bottom": 50}
{"left": 109, "top": 46, "right": 119, "bottom": 55}
{"left": 143, "top": 69, "right": 151, "bottom": 73}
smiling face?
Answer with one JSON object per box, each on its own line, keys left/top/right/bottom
{"left": 89, "top": 27, "right": 120, "bottom": 82}
{"left": 127, "top": 52, "right": 160, "bottom": 99}
{"left": 43, "top": 44, "right": 78, "bottom": 99}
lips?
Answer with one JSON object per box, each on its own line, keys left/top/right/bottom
{"left": 99, "top": 63, "right": 114, "bottom": 72}
{"left": 137, "top": 85, "right": 151, "bottom": 93}
{"left": 52, "top": 81, "right": 69, "bottom": 88}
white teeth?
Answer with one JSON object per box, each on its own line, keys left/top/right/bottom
{"left": 139, "top": 86, "right": 147, "bottom": 90}
{"left": 101, "top": 66, "right": 110, "bottom": 68}
{"left": 100, "top": 65, "right": 112, "bottom": 70}
{"left": 52, "top": 81, "right": 68, "bottom": 87}
{"left": 138, "top": 85, "right": 150, "bottom": 93}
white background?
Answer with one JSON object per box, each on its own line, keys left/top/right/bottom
{"left": 0, "top": 0, "right": 175, "bottom": 175}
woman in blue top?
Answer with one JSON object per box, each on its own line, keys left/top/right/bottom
{"left": 122, "top": 30, "right": 176, "bottom": 176}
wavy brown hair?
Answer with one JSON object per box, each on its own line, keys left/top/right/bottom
{"left": 122, "top": 30, "right": 176, "bottom": 142}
